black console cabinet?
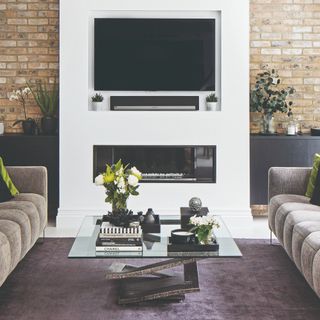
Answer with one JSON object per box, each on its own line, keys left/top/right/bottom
{"left": 0, "top": 134, "right": 59, "bottom": 218}
{"left": 250, "top": 134, "right": 320, "bottom": 205}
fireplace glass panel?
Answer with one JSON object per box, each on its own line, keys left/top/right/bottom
{"left": 93, "top": 145, "right": 216, "bottom": 183}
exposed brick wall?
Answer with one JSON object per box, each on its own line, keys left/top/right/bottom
{"left": 250, "top": 0, "right": 320, "bottom": 134}
{"left": 1, "top": 1, "right": 319, "bottom": 133}
{"left": 0, "top": 0, "right": 59, "bottom": 133}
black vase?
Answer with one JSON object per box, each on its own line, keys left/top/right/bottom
{"left": 41, "top": 116, "right": 58, "bottom": 135}
{"left": 22, "top": 118, "right": 36, "bottom": 135}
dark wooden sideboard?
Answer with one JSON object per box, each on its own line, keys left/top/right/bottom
{"left": 0, "top": 134, "right": 59, "bottom": 218}
{"left": 250, "top": 134, "right": 320, "bottom": 205}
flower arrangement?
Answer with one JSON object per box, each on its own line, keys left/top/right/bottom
{"left": 189, "top": 214, "right": 220, "bottom": 244}
{"left": 95, "top": 159, "right": 142, "bottom": 212}
{"left": 9, "top": 87, "right": 31, "bottom": 121}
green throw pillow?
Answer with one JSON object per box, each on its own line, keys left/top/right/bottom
{"left": 0, "top": 157, "right": 19, "bottom": 198}
{"left": 306, "top": 153, "right": 320, "bottom": 198}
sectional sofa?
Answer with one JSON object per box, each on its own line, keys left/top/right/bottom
{"left": 269, "top": 167, "right": 320, "bottom": 298}
{"left": 0, "top": 166, "right": 47, "bottom": 287}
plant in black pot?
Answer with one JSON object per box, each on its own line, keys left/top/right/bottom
{"left": 28, "top": 79, "right": 59, "bottom": 135}
{"left": 10, "top": 87, "right": 37, "bottom": 135}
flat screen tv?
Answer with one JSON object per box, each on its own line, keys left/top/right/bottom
{"left": 94, "top": 18, "right": 215, "bottom": 91}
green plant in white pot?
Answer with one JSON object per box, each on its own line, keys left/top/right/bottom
{"left": 28, "top": 79, "right": 58, "bottom": 135}
{"left": 206, "top": 93, "right": 218, "bottom": 111}
{"left": 91, "top": 93, "right": 105, "bottom": 111}
{"left": 250, "top": 69, "right": 295, "bottom": 134}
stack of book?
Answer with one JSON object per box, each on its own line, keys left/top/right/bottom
{"left": 96, "top": 222, "right": 143, "bottom": 252}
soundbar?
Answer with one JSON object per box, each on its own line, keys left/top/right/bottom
{"left": 110, "top": 96, "right": 199, "bottom": 111}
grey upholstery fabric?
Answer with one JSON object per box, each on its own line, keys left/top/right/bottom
{"left": 301, "top": 231, "right": 320, "bottom": 288}
{"left": 0, "top": 166, "right": 47, "bottom": 287}
{"left": 12, "top": 193, "right": 47, "bottom": 231}
{"left": 268, "top": 167, "right": 311, "bottom": 201}
{"left": 6, "top": 166, "right": 47, "bottom": 203}
{"left": 0, "top": 209, "right": 31, "bottom": 258}
{"left": 0, "top": 232, "right": 10, "bottom": 287}
{"left": 275, "top": 202, "right": 320, "bottom": 244}
{"left": 0, "top": 201, "right": 40, "bottom": 245}
{"left": 292, "top": 221, "right": 320, "bottom": 271}
{"left": 0, "top": 220, "right": 21, "bottom": 271}
{"left": 283, "top": 211, "right": 320, "bottom": 259}
{"left": 268, "top": 194, "right": 309, "bottom": 233}
{"left": 313, "top": 249, "right": 320, "bottom": 297}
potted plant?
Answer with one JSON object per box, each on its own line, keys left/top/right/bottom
{"left": 189, "top": 214, "right": 220, "bottom": 244}
{"left": 10, "top": 87, "right": 37, "bottom": 135}
{"left": 95, "top": 159, "right": 142, "bottom": 225}
{"left": 91, "top": 93, "right": 105, "bottom": 111}
{"left": 206, "top": 93, "right": 219, "bottom": 111}
{"left": 28, "top": 79, "right": 59, "bottom": 135}
{"left": 250, "top": 69, "right": 295, "bottom": 134}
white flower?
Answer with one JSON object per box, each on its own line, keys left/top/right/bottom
{"left": 22, "top": 87, "right": 30, "bottom": 95}
{"left": 128, "top": 174, "right": 139, "bottom": 187}
{"left": 189, "top": 214, "right": 219, "bottom": 228}
{"left": 9, "top": 94, "right": 18, "bottom": 101}
{"left": 131, "top": 166, "right": 142, "bottom": 179}
{"left": 119, "top": 187, "right": 126, "bottom": 194}
{"left": 117, "top": 177, "right": 125, "bottom": 189}
{"left": 94, "top": 174, "right": 104, "bottom": 186}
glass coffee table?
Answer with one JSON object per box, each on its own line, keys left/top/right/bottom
{"left": 69, "top": 215, "right": 242, "bottom": 304}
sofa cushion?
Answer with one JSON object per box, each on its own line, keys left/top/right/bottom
{"left": 283, "top": 211, "right": 320, "bottom": 259}
{"left": 12, "top": 193, "right": 47, "bottom": 231}
{"left": 306, "top": 153, "right": 320, "bottom": 198}
{"left": 301, "top": 231, "right": 320, "bottom": 289}
{"left": 0, "top": 220, "right": 21, "bottom": 271}
{"left": 0, "top": 231, "right": 11, "bottom": 287}
{"left": 313, "top": 249, "right": 320, "bottom": 298}
{"left": 268, "top": 194, "right": 310, "bottom": 233}
{"left": 292, "top": 221, "right": 320, "bottom": 271}
{"left": 0, "top": 157, "right": 19, "bottom": 198}
{"left": 0, "top": 209, "right": 31, "bottom": 258}
{"left": 275, "top": 202, "right": 320, "bottom": 244}
{"left": 0, "top": 201, "right": 40, "bottom": 245}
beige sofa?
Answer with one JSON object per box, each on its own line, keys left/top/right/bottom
{"left": 268, "top": 167, "right": 320, "bottom": 298}
{"left": 0, "top": 166, "right": 47, "bottom": 287}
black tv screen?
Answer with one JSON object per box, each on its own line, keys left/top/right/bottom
{"left": 94, "top": 18, "right": 215, "bottom": 91}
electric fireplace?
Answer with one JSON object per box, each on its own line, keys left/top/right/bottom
{"left": 93, "top": 145, "right": 216, "bottom": 183}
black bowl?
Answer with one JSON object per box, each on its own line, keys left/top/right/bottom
{"left": 171, "top": 229, "right": 195, "bottom": 244}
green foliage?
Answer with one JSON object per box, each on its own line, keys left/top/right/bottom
{"left": 250, "top": 69, "right": 295, "bottom": 115}
{"left": 28, "top": 79, "right": 58, "bottom": 117}
{"left": 206, "top": 93, "right": 218, "bottom": 102}
{"left": 91, "top": 93, "right": 104, "bottom": 102}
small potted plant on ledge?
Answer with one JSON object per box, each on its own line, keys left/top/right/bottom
{"left": 206, "top": 93, "right": 219, "bottom": 111}
{"left": 28, "top": 79, "right": 59, "bottom": 135}
{"left": 10, "top": 87, "right": 37, "bottom": 135}
{"left": 250, "top": 69, "right": 295, "bottom": 135}
{"left": 95, "top": 159, "right": 142, "bottom": 226}
{"left": 91, "top": 93, "right": 105, "bottom": 111}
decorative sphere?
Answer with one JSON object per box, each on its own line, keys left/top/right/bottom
{"left": 189, "top": 197, "right": 202, "bottom": 212}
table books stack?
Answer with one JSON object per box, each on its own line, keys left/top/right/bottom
{"left": 96, "top": 222, "right": 143, "bottom": 252}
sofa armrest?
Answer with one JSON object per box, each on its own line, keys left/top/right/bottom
{"left": 268, "top": 167, "right": 311, "bottom": 201}
{"left": 6, "top": 166, "right": 48, "bottom": 203}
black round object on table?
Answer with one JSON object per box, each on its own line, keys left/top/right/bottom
{"left": 171, "top": 229, "right": 196, "bottom": 244}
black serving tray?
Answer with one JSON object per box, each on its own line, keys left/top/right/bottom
{"left": 167, "top": 237, "right": 219, "bottom": 252}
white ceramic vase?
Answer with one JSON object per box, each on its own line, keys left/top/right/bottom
{"left": 0, "top": 122, "right": 4, "bottom": 135}
{"left": 92, "top": 102, "right": 107, "bottom": 111}
{"left": 206, "top": 102, "right": 218, "bottom": 111}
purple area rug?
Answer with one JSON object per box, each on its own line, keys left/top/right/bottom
{"left": 0, "top": 239, "right": 320, "bottom": 320}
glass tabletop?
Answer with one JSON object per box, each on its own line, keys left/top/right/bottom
{"left": 68, "top": 215, "right": 242, "bottom": 259}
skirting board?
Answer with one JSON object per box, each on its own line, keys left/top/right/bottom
{"left": 56, "top": 207, "right": 253, "bottom": 230}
